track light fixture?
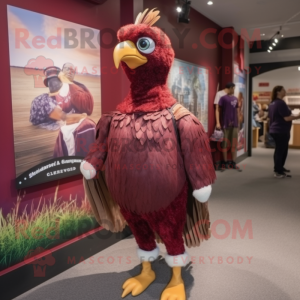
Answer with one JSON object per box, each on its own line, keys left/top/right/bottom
{"left": 176, "top": 0, "right": 191, "bottom": 24}
{"left": 266, "top": 31, "right": 280, "bottom": 53}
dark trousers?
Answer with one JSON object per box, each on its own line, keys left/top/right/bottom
{"left": 259, "top": 122, "right": 264, "bottom": 136}
{"left": 270, "top": 133, "right": 290, "bottom": 173}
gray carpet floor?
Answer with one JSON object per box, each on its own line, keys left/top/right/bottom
{"left": 15, "top": 146, "right": 300, "bottom": 300}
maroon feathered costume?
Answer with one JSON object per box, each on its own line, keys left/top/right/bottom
{"left": 56, "top": 82, "right": 94, "bottom": 116}
{"left": 81, "top": 8, "right": 216, "bottom": 300}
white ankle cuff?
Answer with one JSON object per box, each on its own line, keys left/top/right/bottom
{"left": 137, "top": 247, "right": 159, "bottom": 262}
{"left": 165, "top": 252, "right": 190, "bottom": 267}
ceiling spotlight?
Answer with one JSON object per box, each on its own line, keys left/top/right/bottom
{"left": 177, "top": 7, "right": 182, "bottom": 12}
{"left": 281, "top": 35, "right": 284, "bottom": 37}
{"left": 269, "top": 46, "right": 273, "bottom": 50}
{"left": 275, "top": 38, "right": 278, "bottom": 43}
{"left": 207, "top": 1, "right": 213, "bottom": 5}
{"left": 298, "top": 67, "right": 300, "bottom": 71}
{"left": 260, "top": 33, "right": 265, "bottom": 36}
{"left": 268, "top": 50, "right": 271, "bottom": 53}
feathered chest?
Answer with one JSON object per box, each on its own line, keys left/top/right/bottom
{"left": 108, "top": 109, "right": 178, "bottom": 153}
{"left": 104, "top": 109, "right": 187, "bottom": 213}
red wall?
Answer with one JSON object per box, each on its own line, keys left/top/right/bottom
{"left": 0, "top": 0, "right": 122, "bottom": 212}
{"left": 144, "top": 0, "right": 223, "bottom": 135}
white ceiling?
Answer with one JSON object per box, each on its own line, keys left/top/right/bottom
{"left": 250, "top": 48, "right": 300, "bottom": 64}
{"left": 254, "top": 65, "right": 300, "bottom": 80}
{"left": 191, "top": 0, "right": 300, "bottom": 41}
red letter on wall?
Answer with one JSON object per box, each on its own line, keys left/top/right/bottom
{"left": 15, "top": 28, "right": 31, "bottom": 49}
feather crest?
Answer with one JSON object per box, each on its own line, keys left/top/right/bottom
{"left": 134, "top": 8, "right": 160, "bottom": 26}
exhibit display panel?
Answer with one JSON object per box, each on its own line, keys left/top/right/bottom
{"left": 234, "top": 64, "right": 248, "bottom": 157}
{"left": 167, "top": 59, "right": 209, "bottom": 132}
{"left": 7, "top": 6, "right": 101, "bottom": 188}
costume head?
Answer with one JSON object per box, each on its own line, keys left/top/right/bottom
{"left": 113, "top": 8, "right": 174, "bottom": 88}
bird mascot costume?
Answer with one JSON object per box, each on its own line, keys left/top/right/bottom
{"left": 80, "top": 8, "right": 216, "bottom": 300}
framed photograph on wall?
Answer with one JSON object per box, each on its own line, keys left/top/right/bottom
{"left": 167, "top": 58, "right": 209, "bottom": 132}
{"left": 233, "top": 63, "right": 248, "bottom": 156}
{"left": 7, "top": 5, "right": 101, "bottom": 188}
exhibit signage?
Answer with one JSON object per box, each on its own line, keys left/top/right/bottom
{"left": 16, "top": 157, "right": 84, "bottom": 189}
{"left": 259, "top": 82, "right": 269, "bottom": 87}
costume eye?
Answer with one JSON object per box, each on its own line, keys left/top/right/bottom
{"left": 136, "top": 37, "right": 155, "bottom": 54}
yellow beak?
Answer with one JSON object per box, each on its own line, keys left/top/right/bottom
{"left": 113, "top": 40, "right": 148, "bottom": 69}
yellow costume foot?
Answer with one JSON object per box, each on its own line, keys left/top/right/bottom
{"left": 161, "top": 267, "right": 186, "bottom": 300}
{"left": 122, "top": 261, "right": 155, "bottom": 298}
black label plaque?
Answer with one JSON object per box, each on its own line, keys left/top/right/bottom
{"left": 16, "top": 156, "right": 84, "bottom": 189}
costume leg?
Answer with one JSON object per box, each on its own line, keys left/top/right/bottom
{"left": 145, "top": 182, "right": 189, "bottom": 300}
{"left": 121, "top": 208, "right": 157, "bottom": 252}
{"left": 146, "top": 182, "right": 188, "bottom": 256}
{"left": 120, "top": 208, "right": 159, "bottom": 298}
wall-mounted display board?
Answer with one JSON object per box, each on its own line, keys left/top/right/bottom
{"left": 7, "top": 5, "right": 101, "bottom": 188}
{"left": 167, "top": 58, "right": 209, "bottom": 132}
{"left": 234, "top": 64, "right": 248, "bottom": 156}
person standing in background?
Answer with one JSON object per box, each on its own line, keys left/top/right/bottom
{"left": 214, "top": 84, "right": 229, "bottom": 130}
{"left": 218, "top": 83, "right": 241, "bottom": 171}
{"left": 269, "top": 86, "right": 300, "bottom": 178}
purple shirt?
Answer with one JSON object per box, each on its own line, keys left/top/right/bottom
{"left": 219, "top": 95, "right": 238, "bottom": 128}
{"left": 269, "top": 99, "right": 292, "bottom": 134}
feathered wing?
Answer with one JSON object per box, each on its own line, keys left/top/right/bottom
{"left": 177, "top": 111, "right": 216, "bottom": 190}
{"left": 69, "top": 83, "right": 94, "bottom": 115}
{"left": 83, "top": 171, "right": 127, "bottom": 233}
{"left": 84, "top": 112, "right": 113, "bottom": 171}
{"left": 83, "top": 112, "right": 127, "bottom": 232}
{"left": 170, "top": 104, "right": 216, "bottom": 247}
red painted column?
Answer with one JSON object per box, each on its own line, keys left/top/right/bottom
{"left": 220, "top": 27, "right": 235, "bottom": 88}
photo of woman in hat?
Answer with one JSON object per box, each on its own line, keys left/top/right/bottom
{"left": 29, "top": 66, "right": 94, "bottom": 130}
{"left": 29, "top": 66, "right": 96, "bottom": 158}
